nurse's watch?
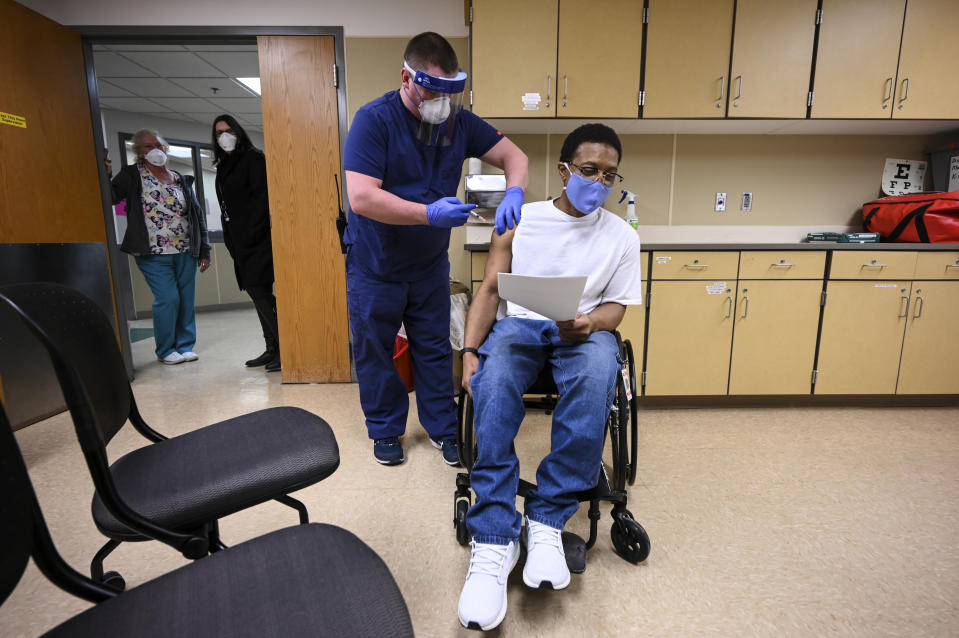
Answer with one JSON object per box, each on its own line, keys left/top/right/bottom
{"left": 461, "top": 347, "right": 480, "bottom": 357}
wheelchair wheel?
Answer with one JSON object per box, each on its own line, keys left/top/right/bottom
{"left": 454, "top": 499, "right": 471, "bottom": 546}
{"left": 624, "top": 339, "right": 639, "bottom": 486}
{"left": 457, "top": 389, "right": 477, "bottom": 470}
{"left": 608, "top": 355, "right": 629, "bottom": 492}
{"left": 610, "top": 510, "right": 650, "bottom": 564}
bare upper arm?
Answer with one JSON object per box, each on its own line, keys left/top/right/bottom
{"left": 344, "top": 170, "right": 383, "bottom": 204}
{"left": 479, "top": 227, "right": 515, "bottom": 297}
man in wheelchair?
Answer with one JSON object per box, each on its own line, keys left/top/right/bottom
{"left": 457, "top": 124, "right": 643, "bottom": 630}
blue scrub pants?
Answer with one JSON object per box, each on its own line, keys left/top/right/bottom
{"left": 134, "top": 252, "right": 198, "bottom": 359}
{"left": 346, "top": 255, "right": 456, "bottom": 441}
{"left": 466, "top": 317, "right": 620, "bottom": 545}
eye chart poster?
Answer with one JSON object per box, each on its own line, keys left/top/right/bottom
{"left": 881, "top": 158, "right": 927, "bottom": 196}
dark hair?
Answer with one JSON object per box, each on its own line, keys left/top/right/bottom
{"left": 212, "top": 114, "right": 256, "bottom": 166}
{"left": 404, "top": 32, "right": 459, "bottom": 75}
{"left": 559, "top": 123, "right": 622, "bottom": 164}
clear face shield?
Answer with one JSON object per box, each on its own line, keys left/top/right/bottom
{"left": 403, "top": 61, "right": 467, "bottom": 147}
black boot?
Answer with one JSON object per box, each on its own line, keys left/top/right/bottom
{"left": 245, "top": 350, "right": 275, "bottom": 367}
{"left": 265, "top": 352, "right": 281, "bottom": 372}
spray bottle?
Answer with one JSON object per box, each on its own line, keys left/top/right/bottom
{"left": 619, "top": 189, "right": 638, "bottom": 230}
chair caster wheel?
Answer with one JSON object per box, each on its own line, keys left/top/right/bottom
{"left": 611, "top": 511, "right": 650, "bottom": 564}
{"left": 101, "top": 570, "right": 126, "bottom": 592}
{"left": 454, "top": 499, "right": 471, "bottom": 546}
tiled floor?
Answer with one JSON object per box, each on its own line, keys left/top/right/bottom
{"left": 2, "top": 308, "right": 958, "bottom": 637}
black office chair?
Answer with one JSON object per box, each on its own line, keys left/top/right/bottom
{"left": 0, "top": 404, "right": 415, "bottom": 637}
{"left": 453, "top": 331, "right": 650, "bottom": 571}
{"left": 0, "top": 282, "right": 340, "bottom": 590}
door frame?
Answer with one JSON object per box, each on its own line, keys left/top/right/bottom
{"left": 72, "top": 26, "right": 348, "bottom": 377}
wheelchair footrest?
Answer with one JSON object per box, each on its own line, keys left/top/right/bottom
{"left": 562, "top": 531, "right": 588, "bottom": 574}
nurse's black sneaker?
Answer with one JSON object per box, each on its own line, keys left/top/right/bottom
{"left": 373, "top": 436, "right": 405, "bottom": 465}
{"left": 431, "top": 438, "right": 460, "bottom": 466}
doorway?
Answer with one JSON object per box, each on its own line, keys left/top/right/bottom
{"left": 79, "top": 27, "right": 350, "bottom": 380}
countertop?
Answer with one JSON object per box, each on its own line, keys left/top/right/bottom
{"left": 465, "top": 242, "right": 959, "bottom": 251}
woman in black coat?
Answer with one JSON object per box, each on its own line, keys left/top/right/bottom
{"left": 212, "top": 114, "right": 280, "bottom": 371}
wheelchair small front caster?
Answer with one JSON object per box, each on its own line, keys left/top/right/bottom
{"left": 101, "top": 570, "right": 126, "bottom": 592}
{"left": 454, "top": 498, "right": 471, "bottom": 546}
{"left": 611, "top": 510, "right": 650, "bottom": 564}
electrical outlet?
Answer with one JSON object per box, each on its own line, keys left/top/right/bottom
{"left": 715, "top": 192, "right": 727, "bottom": 212}
{"left": 741, "top": 192, "right": 753, "bottom": 212}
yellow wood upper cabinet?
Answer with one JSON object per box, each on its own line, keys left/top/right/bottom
{"left": 893, "top": 0, "right": 959, "bottom": 119}
{"left": 471, "top": 0, "right": 558, "bottom": 118}
{"left": 642, "top": 0, "right": 734, "bottom": 118}
{"left": 727, "top": 0, "right": 819, "bottom": 118}
{"left": 810, "top": 0, "right": 906, "bottom": 118}
{"left": 897, "top": 281, "right": 959, "bottom": 394}
{"left": 470, "top": 0, "right": 643, "bottom": 118}
{"left": 557, "top": 1, "right": 644, "bottom": 118}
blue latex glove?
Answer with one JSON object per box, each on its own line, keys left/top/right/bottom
{"left": 426, "top": 196, "right": 476, "bottom": 228}
{"left": 495, "top": 186, "right": 524, "bottom": 234}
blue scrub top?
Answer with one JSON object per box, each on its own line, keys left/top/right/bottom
{"left": 343, "top": 90, "right": 503, "bottom": 281}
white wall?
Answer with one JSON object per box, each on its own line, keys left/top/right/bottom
{"left": 17, "top": 0, "right": 468, "bottom": 36}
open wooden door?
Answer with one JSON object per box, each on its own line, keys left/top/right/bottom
{"left": 258, "top": 36, "right": 350, "bottom": 382}
{"left": 0, "top": 0, "right": 119, "bottom": 428}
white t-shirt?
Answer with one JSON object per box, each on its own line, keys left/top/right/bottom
{"left": 506, "top": 199, "right": 643, "bottom": 320}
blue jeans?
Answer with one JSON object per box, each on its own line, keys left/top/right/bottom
{"left": 346, "top": 254, "right": 456, "bottom": 441}
{"left": 466, "top": 317, "right": 620, "bottom": 545}
{"left": 135, "top": 253, "right": 198, "bottom": 358}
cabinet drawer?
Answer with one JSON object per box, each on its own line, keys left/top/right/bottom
{"left": 471, "top": 252, "right": 489, "bottom": 281}
{"left": 828, "top": 251, "right": 917, "bottom": 279}
{"left": 738, "top": 251, "right": 826, "bottom": 279}
{"left": 651, "top": 251, "right": 739, "bottom": 279}
{"left": 913, "top": 252, "right": 959, "bottom": 279}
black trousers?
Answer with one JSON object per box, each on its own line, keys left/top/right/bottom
{"left": 246, "top": 284, "right": 279, "bottom": 352}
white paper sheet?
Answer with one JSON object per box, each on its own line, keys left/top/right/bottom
{"left": 497, "top": 273, "right": 587, "bottom": 321}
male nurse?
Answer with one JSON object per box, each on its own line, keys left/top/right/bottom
{"left": 343, "top": 32, "right": 529, "bottom": 467}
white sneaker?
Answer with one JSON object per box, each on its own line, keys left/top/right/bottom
{"left": 180, "top": 351, "right": 199, "bottom": 362}
{"left": 457, "top": 540, "right": 519, "bottom": 630}
{"left": 159, "top": 352, "right": 185, "bottom": 365}
{"left": 523, "top": 517, "right": 570, "bottom": 590}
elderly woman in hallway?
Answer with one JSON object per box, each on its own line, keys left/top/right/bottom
{"left": 106, "top": 129, "right": 211, "bottom": 364}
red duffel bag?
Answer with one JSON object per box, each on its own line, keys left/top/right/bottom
{"left": 862, "top": 191, "right": 959, "bottom": 243}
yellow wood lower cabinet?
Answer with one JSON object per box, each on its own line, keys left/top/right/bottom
{"left": 616, "top": 281, "right": 647, "bottom": 361}
{"left": 728, "top": 280, "right": 822, "bottom": 395}
{"left": 897, "top": 281, "right": 959, "bottom": 394}
{"left": 644, "top": 280, "right": 735, "bottom": 395}
{"left": 815, "top": 281, "right": 911, "bottom": 394}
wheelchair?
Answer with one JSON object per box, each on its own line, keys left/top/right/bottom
{"left": 453, "top": 331, "right": 650, "bottom": 572}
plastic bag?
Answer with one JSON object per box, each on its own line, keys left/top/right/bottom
{"left": 449, "top": 292, "right": 469, "bottom": 350}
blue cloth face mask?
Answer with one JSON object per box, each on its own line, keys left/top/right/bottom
{"left": 563, "top": 163, "right": 612, "bottom": 214}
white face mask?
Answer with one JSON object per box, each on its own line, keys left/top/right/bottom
{"left": 217, "top": 132, "right": 237, "bottom": 152}
{"left": 144, "top": 148, "right": 168, "bottom": 166}
{"left": 418, "top": 94, "right": 451, "bottom": 124}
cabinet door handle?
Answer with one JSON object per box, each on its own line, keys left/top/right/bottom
{"left": 861, "top": 262, "right": 888, "bottom": 269}
{"left": 898, "top": 295, "right": 910, "bottom": 318}
{"left": 883, "top": 77, "right": 893, "bottom": 105}
{"left": 717, "top": 75, "right": 725, "bottom": 102}
{"left": 945, "top": 263, "right": 959, "bottom": 268}
{"left": 734, "top": 75, "right": 743, "bottom": 100}
{"left": 545, "top": 75, "right": 551, "bottom": 108}
{"left": 740, "top": 295, "right": 749, "bottom": 319}
{"left": 899, "top": 78, "right": 910, "bottom": 103}
{"left": 724, "top": 295, "right": 733, "bottom": 319}
{"left": 913, "top": 294, "right": 924, "bottom": 318}
{"left": 562, "top": 75, "right": 568, "bottom": 107}
{"left": 683, "top": 263, "right": 710, "bottom": 269}
{"left": 770, "top": 262, "right": 796, "bottom": 268}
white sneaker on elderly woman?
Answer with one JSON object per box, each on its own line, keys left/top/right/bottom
{"left": 523, "top": 517, "right": 570, "bottom": 590}
{"left": 457, "top": 540, "right": 519, "bottom": 631}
